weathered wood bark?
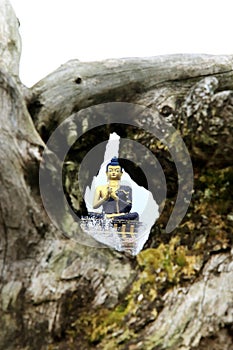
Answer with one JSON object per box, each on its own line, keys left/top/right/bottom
{"left": 0, "top": 1, "right": 233, "bottom": 349}
{"left": 29, "top": 54, "right": 233, "bottom": 141}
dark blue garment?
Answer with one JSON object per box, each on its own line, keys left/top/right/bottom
{"left": 88, "top": 211, "right": 139, "bottom": 221}
{"left": 102, "top": 185, "right": 132, "bottom": 214}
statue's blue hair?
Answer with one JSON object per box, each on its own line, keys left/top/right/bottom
{"left": 106, "top": 157, "right": 122, "bottom": 172}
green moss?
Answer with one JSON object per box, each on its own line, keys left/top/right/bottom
{"left": 74, "top": 239, "right": 198, "bottom": 348}
{"left": 175, "top": 247, "right": 187, "bottom": 267}
{"left": 137, "top": 237, "right": 196, "bottom": 284}
{"left": 198, "top": 167, "right": 233, "bottom": 204}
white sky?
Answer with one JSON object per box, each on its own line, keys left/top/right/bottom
{"left": 10, "top": 0, "right": 233, "bottom": 87}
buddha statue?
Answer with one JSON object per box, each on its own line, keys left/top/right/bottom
{"left": 91, "top": 157, "right": 138, "bottom": 221}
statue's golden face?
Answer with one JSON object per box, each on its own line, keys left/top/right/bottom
{"left": 106, "top": 165, "right": 122, "bottom": 180}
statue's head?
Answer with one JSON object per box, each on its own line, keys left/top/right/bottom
{"left": 106, "top": 157, "right": 123, "bottom": 180}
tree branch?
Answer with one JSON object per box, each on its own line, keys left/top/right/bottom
{"left": 0, "top": 0, "right": 21, "bottom": 76}
{"left": 28, "top": 54, "right": 233, "bottom": 135}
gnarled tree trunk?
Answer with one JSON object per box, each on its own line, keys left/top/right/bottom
{"left": 0, "top": 1, "right": 233, "bottom": 349}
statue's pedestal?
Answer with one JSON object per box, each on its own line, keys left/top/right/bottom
{"left": 80, "top": 217, "right": 145, "bottom": 255}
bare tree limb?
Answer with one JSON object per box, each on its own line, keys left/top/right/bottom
{"left": 28, "top": 54, "right": 233, "bottom": 135}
